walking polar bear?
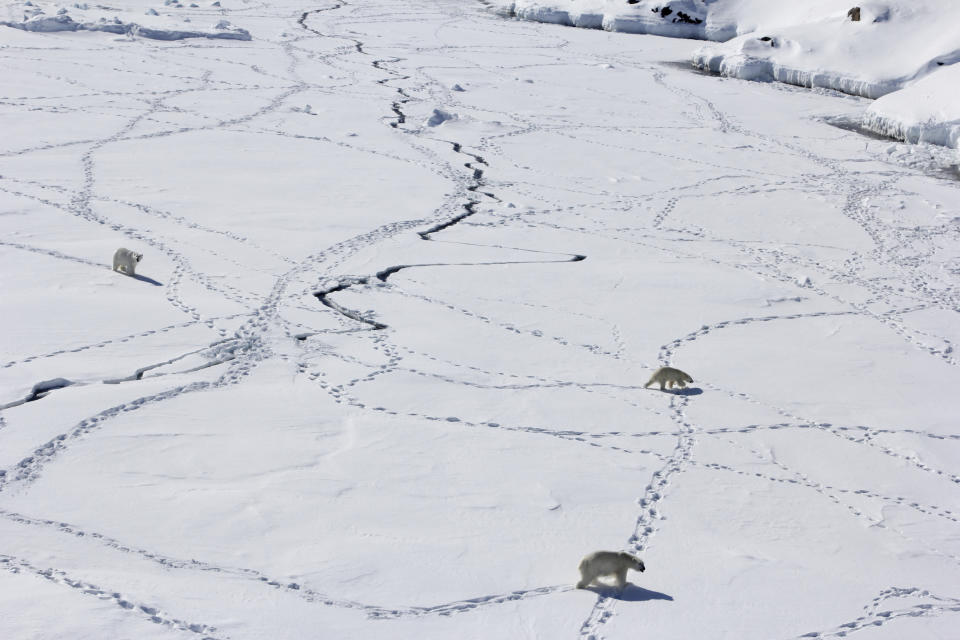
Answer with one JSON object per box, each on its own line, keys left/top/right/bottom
{"left": 577, "top": 551, "right": 645, "bottom": 590}
{"left": 644, "top": 366, "right": 693, "bottom": 391}
{"left": 112, "top": 248, "right": 142, "bottom": 276}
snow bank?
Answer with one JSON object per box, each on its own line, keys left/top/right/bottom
{"left": 491, "top": 0, "right": 922, "bottom": 42}
{"left": 0, "top": 2, "right": 251, "bottom": 40}
{"left": 862, "top": 63, "right": 960, "bottom": 148}
{"left": 494, "top": 0, "right": 732, "bottom": 40}
{"left": 692, "top": 1, "right": 960, "bottom": 99}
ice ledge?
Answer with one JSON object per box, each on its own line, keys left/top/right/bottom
{"left": 861, "top": 114, "right": 960, "bottom": 150}
{"left": 494, "top": 0, "right": 736, "bottom": 41}
{"left": 691, "top": 49, "right": 897, "bottom": 100}
{"left": 692, "top": 42, "right": 960, "bottom": 100}
{"left": 1, "top": 13, "right": 252, "bottom": 41}
{"left": 861, "top": 63, "right": 960, "bottom": 149}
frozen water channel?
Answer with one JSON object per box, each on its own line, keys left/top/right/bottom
{"left": 1, "top": 1, "right": 959, "bottom": 638}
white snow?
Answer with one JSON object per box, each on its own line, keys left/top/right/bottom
{"left": 2, "top": 0, "right": 960, "bottom": 639}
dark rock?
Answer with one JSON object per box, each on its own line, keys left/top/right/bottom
{"left": 847, "top": 6, "right": 861, "bottom": 21}
{"left": 674, "top": 10, "right": 702, "bottom": 24}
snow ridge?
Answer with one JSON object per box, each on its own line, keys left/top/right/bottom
{"left": 1, "top": 12, "right": 252, "bottom": 40}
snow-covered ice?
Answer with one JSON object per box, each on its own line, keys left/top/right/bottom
{"left": 1, "top": 0, "right": 959, "bottom": 638}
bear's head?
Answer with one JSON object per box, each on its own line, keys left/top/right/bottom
{"left": 621, "top": 552, "right": 645, "bottom": 572}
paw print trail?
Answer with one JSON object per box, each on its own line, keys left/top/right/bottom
{"left": 0, "top": 380, "right": 213, "bottom": 492}
{"left": 0, "top": 507, "right": 416, "bottom": 618}
{"left": 579, "top": 395, "right": 696, "bottom": 640}
{"left": 1, "top": 505, "right": 572, "bottom": 622}
{"left": 0, "top": 554, "right": 222, "bottom": 639}
{"left": 792, "top": 587, "right": 960, "bottom": 639}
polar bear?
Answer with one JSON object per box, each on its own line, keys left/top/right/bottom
{"left": 577, "top": 551, "right": 645, "bottom": 590}
{"left": 112, "top": 248, "right": 142, "bottom": 275}
{"left": 644, "top": 366, "right": 693, "bottom": 391}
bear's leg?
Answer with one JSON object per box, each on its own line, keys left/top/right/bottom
{"left": 576, "top": 568, "right": 594, "bottom": 589}
{"left": 615, "top": 568, "right": 627, "bottom": 590}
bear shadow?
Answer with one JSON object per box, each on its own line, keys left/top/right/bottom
{"left": 586, "top": 584, "right": 674, "bottom": 602}
{"left": 129, "top": 273, "right": 163, "bottom": 286}
{"left": 670, "top": 387, "right": 702, "bottom": 396}
{"left": 647, "top": 387, "right": 703, "bottom": 396}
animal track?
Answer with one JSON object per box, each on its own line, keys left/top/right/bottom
{"left": 795, "top": 587, "right": 960, "bottom": 639}
{"left": 0, "top": 554, "right": 221, "bottom": 638}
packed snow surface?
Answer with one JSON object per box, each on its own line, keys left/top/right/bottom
{"left": 2, "top": 0, "right": 960, "bottom": 639}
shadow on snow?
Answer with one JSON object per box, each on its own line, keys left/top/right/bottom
{"left": 584, "top": 583, "right": 675, "bottom": 602}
